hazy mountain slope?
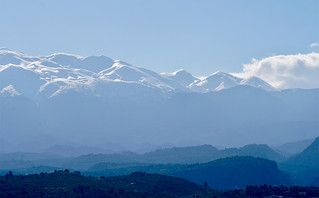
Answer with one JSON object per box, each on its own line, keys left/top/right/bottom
{"left": 276, "top": 138, "right": 315, "bottom": 157}
{"left": 53, "top": 143, "right": 284, "bottom": 170}
{"left": 142, "top": 145, "right": 220, "bottom": 164}
{"left": 43, "top": 145, "right": 112, "bottom": 157}
{"left": 141, "top": 143, "right": 285, "bottom": 164}
{"left": 279, "top": 137, "right": 319, "bottom": 185}
{"left": 1, "top": 84, "right": 318, "bottom": 152}
{"left": 238, "top": 144, "right": 285, "bottom": 162}
{"left": 63, "top": 152, "right": 140, "bottom": 170}
{"left": 286, "top": 137, "right": 319, "bottom": 167}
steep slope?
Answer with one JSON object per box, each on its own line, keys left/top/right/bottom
{"left": 287, "top": 137, "right": 319, "bottom": 166}
{"left": 280, "top": 138, "right": 319, "bottom": 185}
{"left": 276, "top": 138, "right": 315, "bottom": 157}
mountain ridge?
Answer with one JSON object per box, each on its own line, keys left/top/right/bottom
{"left": 0, "top": 48, "right": 275, "bottom": 100}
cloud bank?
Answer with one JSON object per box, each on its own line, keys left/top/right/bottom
{"left": 233, "top": 52, "right": 319, "bottom": 89}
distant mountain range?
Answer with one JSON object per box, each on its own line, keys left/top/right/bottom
{"left": 0, "top": 48, "right": 318, "bottom": 151}
{"left": 0, "top": 48, "right": 275, "bottom": 100}
{"left": 0, "top": 139, "right": 318, "bottom": 188}
{"left": 275, "top": 138, "right": 315, "bottom": 157}
{"left": 0, "top": 143, "right": 285, "bottom": 171}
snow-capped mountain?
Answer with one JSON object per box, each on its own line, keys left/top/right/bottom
{"left": 0, "top": 48, "right": 275, "bottom": 100}
{"left": 161, "top": 69, "right": 199, "bottom": 87}
{"left": 189, "top": 71, "right": 242, "bottom": 92}
{"left": 1, "top": 48, "right": 318, "bottom": 153}
{"left": 188, "top": 71, "right": 276, "bottom": 93}
{"left": 240, "top": 76, "right": 276, "bottom": 91}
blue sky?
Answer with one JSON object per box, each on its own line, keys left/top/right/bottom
{"left": 0, "top": 0, "right": 318, "bottom": 76}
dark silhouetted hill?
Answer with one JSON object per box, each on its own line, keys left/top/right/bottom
{"left": 173, "top": 156, "right": 291, "bottom": 189}
{"left": 0, "top": 171, "right": 213, "bottom": 197}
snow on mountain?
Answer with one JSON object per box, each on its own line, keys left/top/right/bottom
{"left": 0, "top": 48, "right": 276, "bottom": 100}
{"left": 189, "top": 71, "right": 242, "bottom": 92}
{"left": 97, "top": 60, "right": 174, "bottom": 91}
{"left": 0, "top": 85, "right": 21, "bottom": 97}
{"left": 240, "top": 76, "right": 277, "bottom": 91}
{"left": 189, "top": 71, "right": 275, "bottom": 92}
{"left": 161, "top": 69, "right": 198, "bottom": 87}
{"left": 0, "top": 48, "right": 317, "bottom": 152}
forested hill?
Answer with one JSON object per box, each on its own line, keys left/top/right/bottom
{"left": 0, "top": 171, "right": 318, "bottom": 198}
{"left": 0, "top": 170, "right": 212, "bottom": 197}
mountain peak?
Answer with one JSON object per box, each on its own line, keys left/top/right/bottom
{"left": 189, "top": 71, "right": 241, "bottom": 92}
{"left": 1, "top": 85, "right": 21, "bottom": 97}
{"left": 212, "top": 71, "right": 229, "bottom": 76}
{"left": 0, "top": 48, "right": 279, "bottom": 99}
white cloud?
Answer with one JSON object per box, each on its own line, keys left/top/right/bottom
{"left": 233, "top": 52, "right": 319, "bottom": 89}
{"left": 310, "top": 42, "right": 319, "bottom": 48}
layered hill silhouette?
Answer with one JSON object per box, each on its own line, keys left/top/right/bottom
{"left": 0, "top": 143, "right": 285, "bottom": 171}
{"left": 2, "top": 140, "right": 319, "bottom": 188}
{"left": 59, "top": 143, "right": 286, "bottom": 170}
{"left": 86, "top": 156, "right": 291, "bottom": 189}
